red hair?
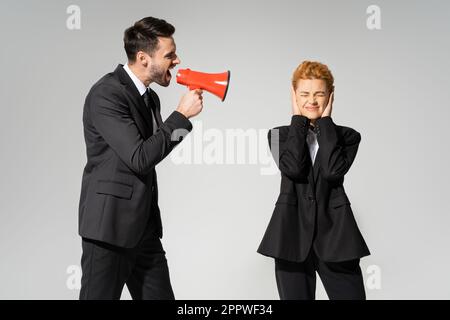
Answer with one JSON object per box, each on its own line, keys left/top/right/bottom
{"left": 292, "top": 61, "right": 334, "bottom": 93}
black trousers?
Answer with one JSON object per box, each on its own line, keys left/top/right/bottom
{"left": 79, "top": 216, "right": 174, "bottom": 300}
{"left": 275, "top": 249, "right": 366, "bottom": 300}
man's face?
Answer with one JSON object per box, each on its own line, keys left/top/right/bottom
{"left": 295, "top": 79, "right": 331, "bottom": 120}
{"left": 145, "top": 36, "right": 180, "bottom": 87}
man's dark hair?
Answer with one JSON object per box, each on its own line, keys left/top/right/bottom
{"left": 124, "top": 17, "right": 175, "bottom": 62}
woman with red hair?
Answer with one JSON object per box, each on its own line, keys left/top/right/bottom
{"left": 258, "top": 61, "right": 370, "bottom": 300}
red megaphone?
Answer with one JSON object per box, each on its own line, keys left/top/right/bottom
{"left": 176, "top": 68, "right": 231, "bottom": 101}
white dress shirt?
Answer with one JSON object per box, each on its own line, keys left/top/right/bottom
{"left": 306, "top": 126, "right": 319, "bottom": 164}
{"left": 123, "top": 64, "right": 158, "bottom": 133}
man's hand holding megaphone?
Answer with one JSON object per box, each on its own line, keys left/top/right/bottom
{"left": 177, "top": 68, "right": 230, "bottom": 101}
{"left": 175, "top": 68, "right": 230, "bottom": 119}
{"left": 176, "top": 89, "right": 204, "bottom": 119}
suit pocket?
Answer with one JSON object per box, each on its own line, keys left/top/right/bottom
{"left": 276, "top": 193, "right": 298, "bottom": 206}
{"left": 96, "top": 180, "right": 133, "bottom": 200}
{"left": 329, "top": 194, "right": 351, "bottom": 208}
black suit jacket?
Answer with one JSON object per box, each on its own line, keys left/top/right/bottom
{"left": 78, "top": 64, "right": 192, "bottom": 248}
{"left": 257, "top": 115, "right": 370, "bottom": 262}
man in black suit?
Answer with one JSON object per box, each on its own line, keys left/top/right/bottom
{"left": 258, "top": 61, "right": 370, "bottom": 300}
{"left": 78, "top": 17, "right": 203, "bottom": 300}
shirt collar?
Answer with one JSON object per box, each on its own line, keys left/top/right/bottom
{"left": 123, "top": 63, "right": 148, "bottom": 96}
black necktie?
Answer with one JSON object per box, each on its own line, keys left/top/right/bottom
{"left": 143, "top": 89, "right": 154, "bottom": 111}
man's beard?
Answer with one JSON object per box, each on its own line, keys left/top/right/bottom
{"left": 150, "top": 64, "right": 171, "bottom": 87}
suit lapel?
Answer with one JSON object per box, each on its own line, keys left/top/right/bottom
{"left": 113, "top": 64, "right": 154, "bottom": 132}
{"left": 154, "top": 103, "right": 163, "bottom": 126}
{"left": 148, "top": 88, "right": 163, "bottom": 126}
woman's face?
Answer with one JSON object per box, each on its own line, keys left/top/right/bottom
{"left": 295, "top": 79, "right": 330, "bottom": 120}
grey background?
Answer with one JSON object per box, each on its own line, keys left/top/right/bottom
{"left": 0, "top": 0, "right": 449, "bottom": 299}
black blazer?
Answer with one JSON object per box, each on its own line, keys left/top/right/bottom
{"left": 257, "top": 115, "right": 370, "bottom": 262}
{"left": 78, "top": 64, "right": 192, "bottom": 248}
